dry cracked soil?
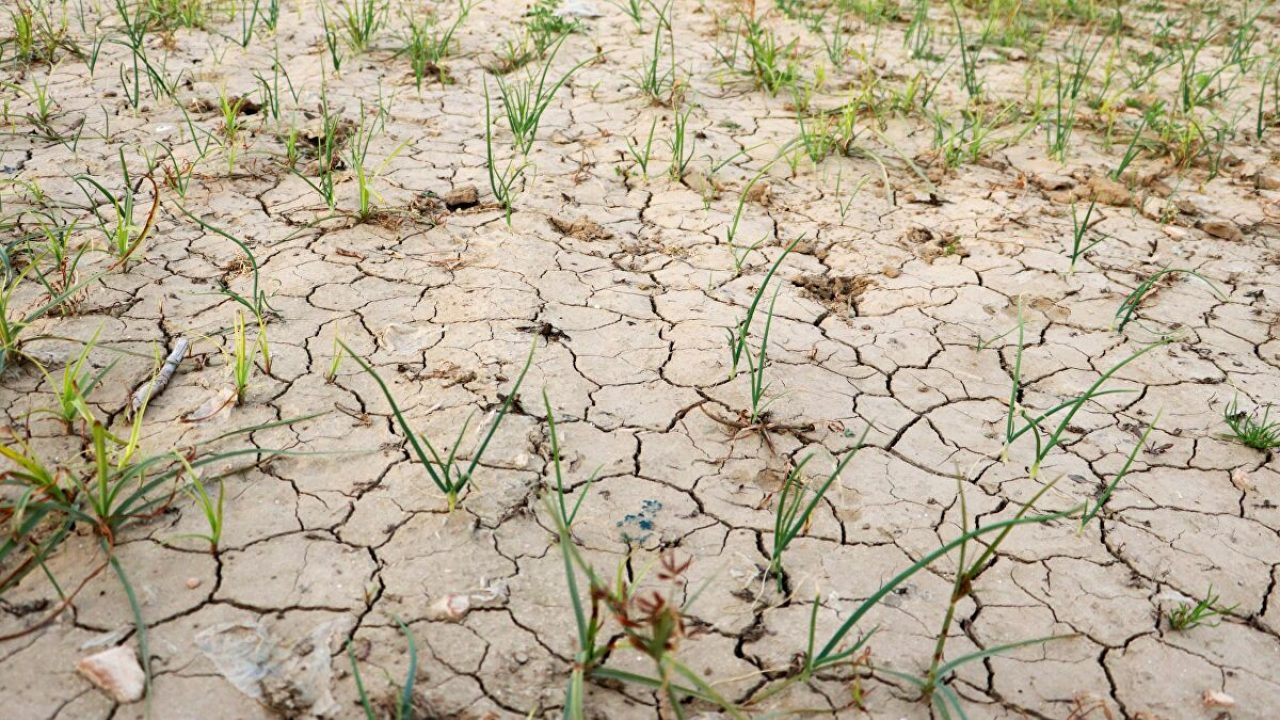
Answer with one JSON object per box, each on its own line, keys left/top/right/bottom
{"left": 2, "top": 0, "right": 1280, "bottom": 719}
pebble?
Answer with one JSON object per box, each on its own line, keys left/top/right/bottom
{"left": 77, "top": 646, "right": 145, "bottom": 703}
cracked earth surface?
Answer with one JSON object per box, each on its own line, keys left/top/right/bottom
{"left": 2, "top": 1, "right": 1280, "bottom": 718}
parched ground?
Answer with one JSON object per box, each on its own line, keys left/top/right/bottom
{"left": 2, "top": 0, "right": 1280, "bottom": 718}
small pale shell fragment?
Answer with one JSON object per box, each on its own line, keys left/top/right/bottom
{"left": 426, "top": 593, "right": 471, "bottom": 622}
{"left": 1202, "top": 689, "right": 1235, "bottom": 708}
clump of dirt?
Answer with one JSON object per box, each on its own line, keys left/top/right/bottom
{"left": 549, "top": 215, "right": 613, "bottom": 240}
{"left": 795, "top": 273, "right": 874, "bottom": 310}
{"left": 901, "top": 225, "right": 968, "bottom": 263}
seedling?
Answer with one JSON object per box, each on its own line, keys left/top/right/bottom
{"left": 334, "top": 0, "right": 387, "bottom": 52}
{"left": 624, "top": 116, "right": 658, "bottom": 177}
{"left": 526, "top": 0, "right": 578, "bottom": 56}
{"left": 665, "top": 106, "right": 694, "bottom": 180}
{"left": 399, "top": 0, "right": 474, "bottom": 89}
{"left": 769, "top": 431, "right": 867, "bottom": 591}
{"left": 229, "top": 311, "right": 258, "bottom": 405}
{"left": 170, "top": 457, "right": 225, "bottom": 555}
{"left": 1065, "top": 200, "right": 1108, "bottom": 273}
{"left": 630, "top": 0, "right": 678, "bottom": 103}
{"left": 949, "top": 0, "right": 983, "bottom": 102}
{"left": 0, "top": 264, "right": 101, "bottom": 372}
{"left": 742, "top": 15, "right": 797, "bottom": 95}
{"left": 744, "top": 288, "right": 779, "bottom": 425}
{"left": 493, "top": 36, "right": 588, "bottom": 156}
{"left": 1003, "top": 301, "right": 1167, "bottom": 479}
{"left": 1078, "top": 414, "right": 1159, "bottom": 530}
{"left": 607, "top": 0, "right": 644, "bottom": 29}
{"left": 484, "top": 79, "right": 531, "bottom": 222}
{"left": 1222, "top": 396, "right": 1280, "bottom": 451}
{"left": 1048, "top": 33, "right": 1104, "bottom": 161}
{"left": 73, "top": 149, "right": 159, "bottom": 267}
{"left": 292, "top": 89, "right": 343, "bottom": 211}
{"left": 911, "top": 482, "right": 1067, "bottom": 709}
{"left": 1166, "top": 586, "right": 1237, "bottom": 631}
{"left": 1113, "top": 268, "right": 1224, "bottom": 333}
{"left": 338, "top": 340, "right": 535, "bottom": 511}
{"left": 770, "top": 494, "right": 1082, "bottom": 696}
{"left": 34, "top": 328, "right": 115, "bottom": 431}
{"left": 349, "top": 620, "right": 417, "bottom": 720}
{"left": 726, "top": 238, "right": 797, "bottom": 379}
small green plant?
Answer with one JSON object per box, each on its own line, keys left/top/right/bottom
{"left": 1110, "top": 105, "right": 1155, "bottom": 180}
{"left": 170, "top": 456, "right": 225, "bottom": 555}
{"left": 1065, "top": 199, "right": 1108, "bottom": 273}
{"left": 218, "top": 90, "right": 248, "bottom": 174}
{"left": 345, "top": 106, "right": 408, "bottom": 221}
{"left": 624, "top": 116, "right": 658, "bottom": 177}
{"left": 526, "top": 0, "right": 578, "bottom": 56}
{"left": 1047, "top": 34, "right": 1103, "bottom": 161}
{"left": 769, "top": 433, "right": 866, "bottom": 591}
{"left": 631, "top": 0, "right": 678, "bottom": 103}
{"left": 1113, "top": 267, "right": 1224, "bottom": 333}
{"left": 744, "top": 288, "right": 778, "bottom": 425}
{"left": 335, "top": 0, "right": 387, "bottom": 52}
{"left": 229, "top": 311, "right": 258, "bottom": 405}
{"left": 608, "top": 0, "right": 644, "bottom": 29}
{"left": 742, "top": 15, "right": 797, "bottom": 95}
{"left": 73, "top": 149, "right": 159, "bottom": 267}
{"left": 493, "top": 37, "right": 588, "bottom": 156}
{"left": 1166, "top": 586, "right": 1237, "bottom": 631}
{"left": 665, "top": 106, "right": 694, "bottom": 180}
{"left": 292, "top": 89, "right": 344, "bottom": 210}
{"left": 724, "top": 170, "right": 771, "bottom": 274}
{"left": 23, "top": 209, "right": 88, "bottom": 305}
{"left": 1003, "top": 301, "right": 1168, "bottom": 479}
{"left": 319, "top": 1, "right": 344, "bottom": 71}
{"left": 1222, "top": 396, "right": 1280, "bottom": 451}
{"left": 548, "top": 470, "right": 741, "bottom": 719}
{"left": 483, "top": 79, "right": 531, "bottom": 222}
{"left": 751, "top": 493, "right": 1080, "bottom": 713}
{"left": 399, "top": 0, "right": 474, "bottom": 89}
{"left": 949, "top": 0, "right": 983, "bottom": 102}
{"left": 338, "top": 340, "right": 535, "bottom": 511}
{"left": 35, "top": 329, "right": 115, "bottom": 431}
{"left": 727, "top": 238, "right": 797, "bottom": 379}
{"left": 0, "top": 264, "right": 100, "bottom": 372}
{"left": 350, "top": 620, "right": 417, "bottom": 720}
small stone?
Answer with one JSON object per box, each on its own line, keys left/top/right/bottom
{"left": 548, "top": 215, "right": 613, "bottom": 240}
{"left": 744, "top": 180, "right": 771, "bottom": 205}
{"left": 1257, "top": 173, "right": 1280, "bottom": 191}
{"left": 1032, "top": 172, "right": 1075, "bottom": 191}
{"left": 1086, "top": 174, "right": 1132, "bottom": 206}
{"left": 1200, "top": 218, "right": 1243, "bottom": 241}
{"left": 1202, "top": 689, "right": 1235, "bottom": 708}
{"left": 77, "top": 646, "right": 145, "bottom": 703}
{"left": 443, "top": 185, "right": 479, "bottom": 210}
{"left": 186, "top": 577, "right": 202, "bottom": 589}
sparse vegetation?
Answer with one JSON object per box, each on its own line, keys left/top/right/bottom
{"left": 1, "top": 0, "right": 1275, "bottom": 714}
